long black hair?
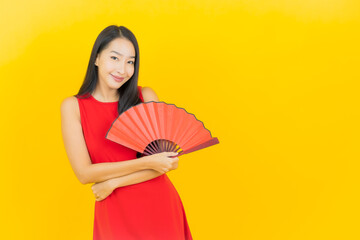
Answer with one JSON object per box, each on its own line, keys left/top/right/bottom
{"left": 75, "top": 25, "right": 142, "bottom": 115}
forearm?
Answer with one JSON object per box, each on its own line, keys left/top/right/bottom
{"left": 110, "top": 169, "right": 164, "bottom": 189}
{"left": 82, "top": 156, "right": 151, "bottom": 184}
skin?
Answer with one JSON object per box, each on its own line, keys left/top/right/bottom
{"left": 60, "top": 37, "right": 179, "bottom": 202}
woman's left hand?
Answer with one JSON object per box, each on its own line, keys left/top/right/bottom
{"left": 91, "top": 179, "right": 115, "bottom": 201}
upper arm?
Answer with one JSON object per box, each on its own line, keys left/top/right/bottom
{"left": 60, "top": 96, "right": 92, "bottom": 184}
{"left": 141, "top": 86, "right": 159, "bottom": 102}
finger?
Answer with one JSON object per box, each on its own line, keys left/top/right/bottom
{"left": 166, "top": 151, "right": 179, "bottom": 156}
{"left": 170, "top": 157, "right": 178, "bottom": 163}
{"left": 168, "top": 154, "right": 179, "bottom": 159}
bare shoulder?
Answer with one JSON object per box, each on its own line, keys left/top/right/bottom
{"left": 60, "top": 96, "right": 80, "bottom": 120}
{"left": 141, "top": 86, "right": 159, "bottom": 102}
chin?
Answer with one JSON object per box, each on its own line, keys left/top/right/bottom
{"left": 108, "top": 78, "right": 124, "bottom": 86}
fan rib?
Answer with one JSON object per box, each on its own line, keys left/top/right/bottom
{"left": 141, "top": 103, "right": 160, "bottom": 152}
{"left": 172, "top": 113, "right": 195, "bottom": 149}
{"left": 168, "top": 108, "right": 185, "bottom": 151}
{"left": 120, "top": 111, "right": 151, "bottom": 148}
{"left": 181, "top": 126, "right": 211, "bottom": 150}
{"left": 134, "top": 104, "right": 159, "bottom": 153}
{"left": 167, "top": 105, "right": 176, "bottom": 152}
{"left": 106, "top": 127, "right": 143, "bottom": 152}
{"left": 154, "top": 103, "right": 165, "bottom": 152}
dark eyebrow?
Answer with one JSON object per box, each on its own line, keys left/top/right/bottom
{"left": 110, "top": 50, "right": 135, "bottom": 59}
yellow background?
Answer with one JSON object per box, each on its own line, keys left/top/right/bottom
{"left": 1, "top": 0, "right": 359, "bottom": 239}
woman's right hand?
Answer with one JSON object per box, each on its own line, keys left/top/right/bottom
{"left": 145, "top": 152, "right": 179, "bottom": 174}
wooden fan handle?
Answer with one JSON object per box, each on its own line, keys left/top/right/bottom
{"left": 180, "top": 137, "right": 219, "bottom": 156}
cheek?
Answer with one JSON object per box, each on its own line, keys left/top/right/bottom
{"left": 127, "top": 65, "right": 135, "bottom": 76}
{"left": 104, "top": 61, "right": 115, "bottom": 71}
{"left": 100, "top": 59, "right": 114, "bottom": 70}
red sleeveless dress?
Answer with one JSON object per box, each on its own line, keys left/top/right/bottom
{"left": 76, "top": 86, "right": 193, "bottom": 240}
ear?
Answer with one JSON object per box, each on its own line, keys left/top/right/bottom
{"left": 95, "top": 54, "right": 99, "bottom": 66}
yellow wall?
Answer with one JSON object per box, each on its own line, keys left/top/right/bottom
{"left": 1, "top": 0, "right": 359, "bottom": 239}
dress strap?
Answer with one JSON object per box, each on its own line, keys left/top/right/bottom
{"left": 138, "top": 86, "right": 144, "bottom": 102}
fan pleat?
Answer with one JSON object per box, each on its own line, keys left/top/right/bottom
{"left": 119, "top": 111, "right": 150, "bottom": 147}
{"left": 180, "top": 122, "right": 210, "bottom": 149}
{"left": 113, "top": 117, "right": 148, "bottom": 151}
{"left": 156, "top": 103, "right": 165, "bottom": 149}
{"left": 144, "top": 103, "right": 162, "bottom": 152}
{"left": 165, "top": 105, "right": 175, "bottom": 150}
{"left": 133, "top": 104, "right": 158, "bottom": 149}
{"left": 107, "top": 125, "right": 143, "bottom": 152}
{"left": 174, "top": 112, "right": 198, "bottom": 148}
{"left": 153, "top": 103, "right": 165, "bottom": 150}
{"left": 159, "top": 103, "right": 169, "bottom": 152}
{"left": 161, "top": 103, "right": 169, "bottom": 152}
{"left": 170, "top": 108, "right": 185, "bottom": 148}
{"left": 182, "top": 130, "right": 212, "bottom": 151}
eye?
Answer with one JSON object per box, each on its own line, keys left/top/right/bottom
{"left": 128, "top": 61, "right": 134, "bottom": 64}
{"left": 111, "top": 56, "right": 118, "bottom": 60}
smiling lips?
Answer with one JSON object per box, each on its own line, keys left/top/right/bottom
{"left": 111, "top": 74, "right": 124, "bottom": 82}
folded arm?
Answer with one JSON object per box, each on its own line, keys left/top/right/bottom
{"left": 61, "top": 96, "right": 153, "bottom": 185}
{"left": 108, "top": 169, "right": 164, "bottom": 189}
{"left": 61, "top": 87, "right": 161, "bottom": 185}
{"left": 80, "top": 158, "right": 152, "bottom": 185}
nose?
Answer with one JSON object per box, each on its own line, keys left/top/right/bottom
{"left": 116, "top": 61, "right": 126, "bottom": 75}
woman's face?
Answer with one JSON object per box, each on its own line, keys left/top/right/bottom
{"left": 95, "top": 38, "right": 136, "bottom": 90}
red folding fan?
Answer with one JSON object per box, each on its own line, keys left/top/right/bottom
{"left": 105, "top": 101, "right": 219, "bottom": 157}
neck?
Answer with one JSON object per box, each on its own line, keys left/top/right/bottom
{"left": 92, "top": 87, "right": 120, "bottom": 102}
